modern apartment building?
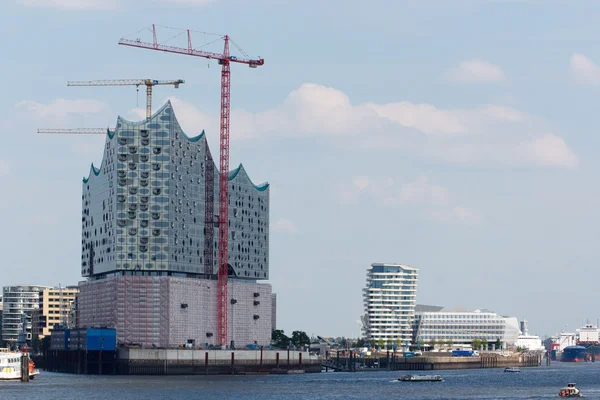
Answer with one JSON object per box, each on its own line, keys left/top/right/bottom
{"left": 33, "top": 287, "right": 79, "bottom": 338}
{"left": 411, "top": 305, "right": 521, "bottom": 348}
{"left": 2, "top": 285, "right": 51, "bottom": 343}
{"left": 81, "top": 101, "right": 269, "bottom": 280}
{"left": 362, "top": 263, "right": 418, "bottom": 348}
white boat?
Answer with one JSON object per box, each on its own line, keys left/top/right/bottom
{"left": 559, "top": 383, "right": 582, "bottom": 398}
{"left": 0, "top": 349, "right": 40, "bottom": 380}
{"left": 504, "top": 367, "right": 520, "bottom": 373}
{"left": 399, "top": 375, "right": 443, "bottom": 382}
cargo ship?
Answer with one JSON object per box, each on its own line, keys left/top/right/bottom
{"left": 560, "top": 346, "right": 587, "bottom": 362}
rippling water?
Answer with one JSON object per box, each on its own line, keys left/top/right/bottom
{"left": 3, "top": 363, "right": 600, "bottom": 399}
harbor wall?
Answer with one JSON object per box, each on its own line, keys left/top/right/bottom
{"left": 118, "top": 348, "right": 321, "bottom": 375}
{"left": 44, "top": 348, "right": 321, "bottom": 375}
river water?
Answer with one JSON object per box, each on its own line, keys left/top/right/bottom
{"left": 2, "top": 363, "right": 600, "bottom": 399}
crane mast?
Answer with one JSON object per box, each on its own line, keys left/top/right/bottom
{"left": 67, "top": 79, "right": 184, "bottom": 119}
{"left": 118, "top": 25, "right": 264, "bottom": 347}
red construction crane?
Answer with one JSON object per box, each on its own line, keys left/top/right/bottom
{"left": 118, "top": 25, "right": 264, "bottom": 347}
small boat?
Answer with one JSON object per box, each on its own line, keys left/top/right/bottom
{"left": 0, "top": 349, "right": 40, "bottom": 380}
{"left": 559, "top": 383, "right": 582, "bottom": 398}
{"left": 398, "top": 375, "right": 443, "bottom": 382}
{"left": 504, "top": 367, "right": 520, "bottom": 373}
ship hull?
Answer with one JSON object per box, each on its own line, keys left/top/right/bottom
{"left": 560, "top": 346, "right": 587, "bottom": 362}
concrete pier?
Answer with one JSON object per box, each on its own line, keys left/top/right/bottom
{"left": 45, "top": 348, "right": 321, "bottom": 375}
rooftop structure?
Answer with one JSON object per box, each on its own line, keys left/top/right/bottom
{"left": 81, "top": 101, "right": 269, "bottom": 280}
{"left": 362, "top": 263, "right": 418, "bottom": 348}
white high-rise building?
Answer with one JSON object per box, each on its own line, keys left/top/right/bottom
{"left": 2, "top": 285, "right": 51, "bottom": 343}
{"left": 362, "top": 263, "right": 418, "bottom": 348}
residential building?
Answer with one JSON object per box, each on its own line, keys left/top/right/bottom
{"left": 2, "top": 285, "right": 51, "bottom": 344}
{"left": 411, "top": 305, "right": 521, "bottom": 348}
{"left": 33, "top": 287, "right": 79, "bottom": 338}
{"left": 362, "top": 263, "right": 418, "bottom": 348}
{"left": 77, "top": 101, "right": 272, "bottom": 347}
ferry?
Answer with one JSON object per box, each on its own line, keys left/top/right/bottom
{"left": 503, "top": 367, "right": 520, "bottom": 373}
{"left": 558, "top": 383, "right": 582, "bottom": 398}
{"left": 398, "top": 375, "right": 443, "bottom": 382}
{"left": 0, "top": 349, "right": 39, "bottom": 380}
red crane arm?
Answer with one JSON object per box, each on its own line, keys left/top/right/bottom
{"left": 118, "top": 25, "right": 264, "bottom": 67}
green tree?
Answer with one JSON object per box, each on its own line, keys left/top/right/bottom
{"left": 495, "top": 338, "right": 502, "bottom": 349}
{"left": 482, "top": 339, "right": 488, "bottom": 351}
{"left": 376, "top": 339, "right": 384, "bottom": 350}
{"left": 472, "top": 338, "right": 482, "bottom": 350}
{"left": 429, "top": 339, "right": 437, "bottom": 350}
{"left": 271, "top": 329, "right": 290, "bottom": 348}
{"left": 291, "top": 331, "right": 310, "bottom": 348}
{"left": 356, "top": 338, "right": 366, "bottom": 347}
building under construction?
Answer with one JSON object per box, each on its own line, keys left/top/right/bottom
{"left": 78, "top": 101, "right": 272, "bottom": 347}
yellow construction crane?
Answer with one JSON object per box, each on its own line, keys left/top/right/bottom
{"left": 37, "top": 128, "right": 110, "bottom": 135}
{"left": 67, "top": 79, "right": 184, "bottom": 119}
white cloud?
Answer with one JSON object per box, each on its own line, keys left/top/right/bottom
{"left": 167, "top": 83, "right": 577, "bottom": 168}
{"left": 0, "top": 160, "right": 11, "bottom": 177}
{"left": 337, "top": 175, "right": 481, "bottom": 225}
{"left": 15, "top": 99, "right": 108, "bottom": 118}
{"left": 516, "top": 134, "right": 579, "bottom": 168}
{"left": 17, "top": 0, "right": 119, "bottom": 9}
{"left": 570, "top": 53, "right": 600, "bottom": 85}
{"left": 272, "top": 218, "right": 297, "bottom": 233}
{"left": 445, "top": 59, "right": 507, "bottom": 83}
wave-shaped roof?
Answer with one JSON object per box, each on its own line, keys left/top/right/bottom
{"left": 83, "top": 101, "right": 269, "bottom": 192}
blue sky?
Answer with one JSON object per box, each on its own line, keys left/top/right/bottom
{"left": 2, "top": 0, "right": 600, "bottom": 339}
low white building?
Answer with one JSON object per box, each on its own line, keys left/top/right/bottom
{"left": 412, "top": 306, "right": 520, "bottom": 349}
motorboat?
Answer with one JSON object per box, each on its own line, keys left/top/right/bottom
{"left": 398, "top": 375, "right": 443, "bottom": 382}
{"left": 504, "top": 367, "right": 520, "bottom": 373}
{"left": 559, "top": 383, "right": 582, "bottom": 398}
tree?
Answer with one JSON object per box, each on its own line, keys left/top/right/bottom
{"left": 472, "top": 338, "right": 482, "bottom": 350}
{"left": 495, "top": 338, "right": 502, "bottom": 349}
{"left": 271, "top": 329, "right": 290, "bottom": 348}
{"left": 376, "top": 339, "right": 384, "bottom": 350}
{"left": 291, "top": 331, "right": 310, "bottom": 348}
{"left": 429, "top": 339, "right": 437, "bottom": 350}
{"left": 386, "top": 338, "right": 393, "bottom": 350}
{"left": 482, "top": 339, "right": 488, "bottom": 351}
{"left": 356, "top": 338, "right": 366, "bottom": 348}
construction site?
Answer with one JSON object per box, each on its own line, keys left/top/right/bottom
{"left": 41, "top": 25, "right": 309, "bottom": 374}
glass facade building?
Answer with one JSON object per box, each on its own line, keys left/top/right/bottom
{"left": 412, "top": 308, "right": 520, "bottom": 347}
{"left": 362, "top": 263, "right": 418, "bottom": 347}
{"left": 81, "top": 101, "right": 269, "bottom": 280}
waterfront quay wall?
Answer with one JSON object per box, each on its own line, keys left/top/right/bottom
{"left": 383, "top": 354, "right": 541, "bottom": 371}
{"left": 118, "top": 348, "right": 321, "bottom": 375}
{"left": 46, "top": 348, "right": 321, "bottom": 375}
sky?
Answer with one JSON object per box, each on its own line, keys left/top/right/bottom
{"left": 2, "top": 0, "right": 600, "bottom": 339}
